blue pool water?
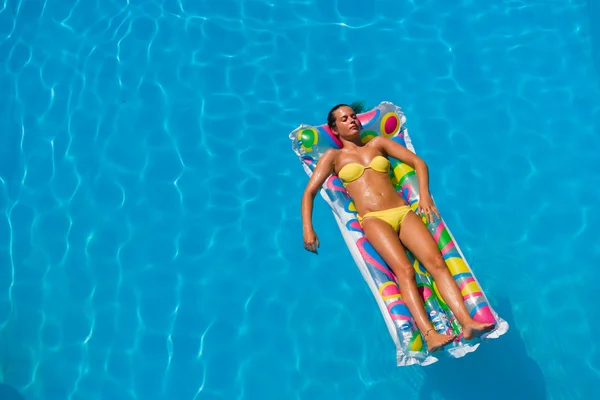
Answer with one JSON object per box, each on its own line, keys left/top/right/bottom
{"left": 1, "top": 0, "right": 599, "bottom": 399}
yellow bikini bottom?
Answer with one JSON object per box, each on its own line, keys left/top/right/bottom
{"left": 357, "top": 205, "right": 412, "bottom": 232}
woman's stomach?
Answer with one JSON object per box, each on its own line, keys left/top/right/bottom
{"left": 346, "top": 174, "right": 407, "bottom": 215}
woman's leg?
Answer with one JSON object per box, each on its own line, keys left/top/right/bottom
{"left": 361, "top": 217, "right": 456, "bottom": 352}
{"left": 399, "top": 211, "right": 495, "bottom": 340}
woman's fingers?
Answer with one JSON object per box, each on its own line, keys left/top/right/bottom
{"left": 304, "top": 239, "right": 319, "bottom": 254}
{"left": 423, "top": 207, "right": 434, "bottom": 223}
{"left": 419, "top": 205, "right": 442, "bottom": 224}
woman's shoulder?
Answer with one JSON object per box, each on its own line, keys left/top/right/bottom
{"left": 318, "top": 148, "right": 340, "bottom": 167}
{"left": 324, "top": 148, "right": 352, "bottom": 172}
{"left": 367, "top": 135, "right": 388, "bottom": 147}
{"left": 322, "top": 148, "right": 340, "bottom": 159}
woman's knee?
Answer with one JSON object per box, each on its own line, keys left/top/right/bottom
{"left": 392, "top": 263, "right": 416, "bottom": 282}
{"left": 424, "top": 255, "right": 448, "bottom": 275}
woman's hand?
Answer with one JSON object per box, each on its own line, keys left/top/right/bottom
{"left": 418, "top": 193, "right": 441, "bottom": 224}
{"left": 300, "top": 149, "right": 335, "bottom": 256}
{"left": 303, "top": 227, "right": 320, "bottom": 254}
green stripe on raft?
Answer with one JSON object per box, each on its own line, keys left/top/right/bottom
{"left": 393, "top": 163, "right": 415, "bottom": 187}
{"left": 436, "top": 227, "right": 453, "bottom": 251}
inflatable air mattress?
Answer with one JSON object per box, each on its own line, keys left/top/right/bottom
{"left": 289, "top": 101, "right": 509, "bottom": 366}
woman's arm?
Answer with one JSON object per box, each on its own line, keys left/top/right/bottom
{"left": 302, "top": 149, "right": 336, "bottom": 230}
{"left": 374, "top": 137, "right": 441, "bottom": 222}
{"left": 301, "top": 149, "right": 336, "bottom": 252}
{"left": 374, "top": 136, "right": 431, "bottom": 197}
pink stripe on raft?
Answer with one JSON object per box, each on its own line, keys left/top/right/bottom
{"left": 473, "top": 306, "right": 497, "bottom": 324}
{"left": 459, "top": 277, "right": 475, "bottom": 291}
{"left": 349, "top": 221, "right": 362, "bottom": 231}
{"left": 433, "top": 222, "right": 446, "bottom": 243}
{"left": 358, "top": 109, "right": 377, "bottom": 125}
{"left": 387, "top": 299, "right": 412, "bottom": 320}
{"left": 325, "top": 176, "right": 336, "bottom": 190}
{"left": 440, "top": 241, "right": 455, "bottom": 255}
{"left": 463, "top": 292, "right": 483, "bottom": 301}
{"left": 381, "top": 283, "right": 401, "bottom": 297}
{"left": 391, "top": 314, "right": 413, "bottom": 321}
{"left": 357, "top": 238, "right": 397, "bottom": 282}
{"left": 325, "top": 176, "right": 345, "bottom": 193}
{"left": 401, "top": 184, "right": 413, "bottom": 201}
{"left": 419, "top": 286, "right": 433, "bottom": 302}
{"left": 387, "top": 299, "right": 406, "bottom": 308}
{"left": 322, "top": 125, "right": 343, "bottom": 148}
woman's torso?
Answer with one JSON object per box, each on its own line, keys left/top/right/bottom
{"left": 333, "top": 144, "right": 407, "bottom": 215}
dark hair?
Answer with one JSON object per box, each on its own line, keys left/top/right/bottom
{"left": 327, "top": 101, "right": 367, "bottom": 130}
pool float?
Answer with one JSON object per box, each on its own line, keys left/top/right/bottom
{"left": 289, "top": 101, "right": 509, "bottom": 366}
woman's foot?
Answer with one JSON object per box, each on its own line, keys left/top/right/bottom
{"left": 462, "top": 321, "right": 495, "bottom": 340}
{"left": 424, "top": 330, "right": 456, "bottom": 353}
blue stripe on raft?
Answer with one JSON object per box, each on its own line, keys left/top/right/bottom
{"left": 453, "top": 272, "right": 473, "bottom": 280}
{"left": 442, "top": 249, "right": 460, "bottom": 260}
{"left": 343, "top": 200, "right": 356, "bottom": 213}
{"left": 469, "top": 302, "right": 488, "bottom": 318}
{"left": 316, "top": 126, "right": 341, "bottom": 149}
{"left": 389, "top": 302, "right": 411, "bottom": 317}
{"left": 361, "top": 108, "right": 380, "bottom": 128}
{"left": 391, "top": 135, "right": 406, "bottom": 147}
{"left": 346, "top": 219, "right": 363, "bottom": 233}
{"left": 358, "top": 239, "right": 398, "bottom": 283}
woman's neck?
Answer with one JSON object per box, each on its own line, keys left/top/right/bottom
{"left": 340, "top": 137, "right": 363, "bottom": 148}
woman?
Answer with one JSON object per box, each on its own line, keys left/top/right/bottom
{"left": 301, "top": 104, "right": 495, "bottom": 353}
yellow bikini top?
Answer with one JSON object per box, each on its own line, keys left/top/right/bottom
{"left": 337, "top": 155, "right": 390, "bottom": 184}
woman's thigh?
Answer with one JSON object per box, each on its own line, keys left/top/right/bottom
{"left": 399, "top": 211, "right": 446, "bottom": 272}
{"left": 361, "top": 217, "right": 414, "bottom": 278}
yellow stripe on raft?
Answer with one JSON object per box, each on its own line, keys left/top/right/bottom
{"left": 409, "top": 334, "right": 423, "bottom": 352}
{"left": 445, "top": 257, "right": 470, "bottom": 275}
{"left": 445, "top": 257, "right": 483, "bottom": 296}
{"left": 379, "top": 282, "right": 402, "bottom": 301}
{"left": 393, "top": 163, "right": 415, "bottom": 180}
{"left": 461, "top": 281, "right": 481, "bottom": 296}
{"left": 414, "top": 258, "right": 428, "bottom": 277}
{"left": 348, "top": 202, "right": 356, "bottom": 212}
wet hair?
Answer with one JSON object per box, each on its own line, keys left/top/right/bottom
{"left": 326, "top": 100, "right": 367, "bottom": 130}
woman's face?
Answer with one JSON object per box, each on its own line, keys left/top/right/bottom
{"left": 332, "top": 106, "right": 361, "bottom": 139}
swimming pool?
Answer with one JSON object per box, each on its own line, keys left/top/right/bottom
{"left": 0, "top": 0, "right": 599, "bottom": 399}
